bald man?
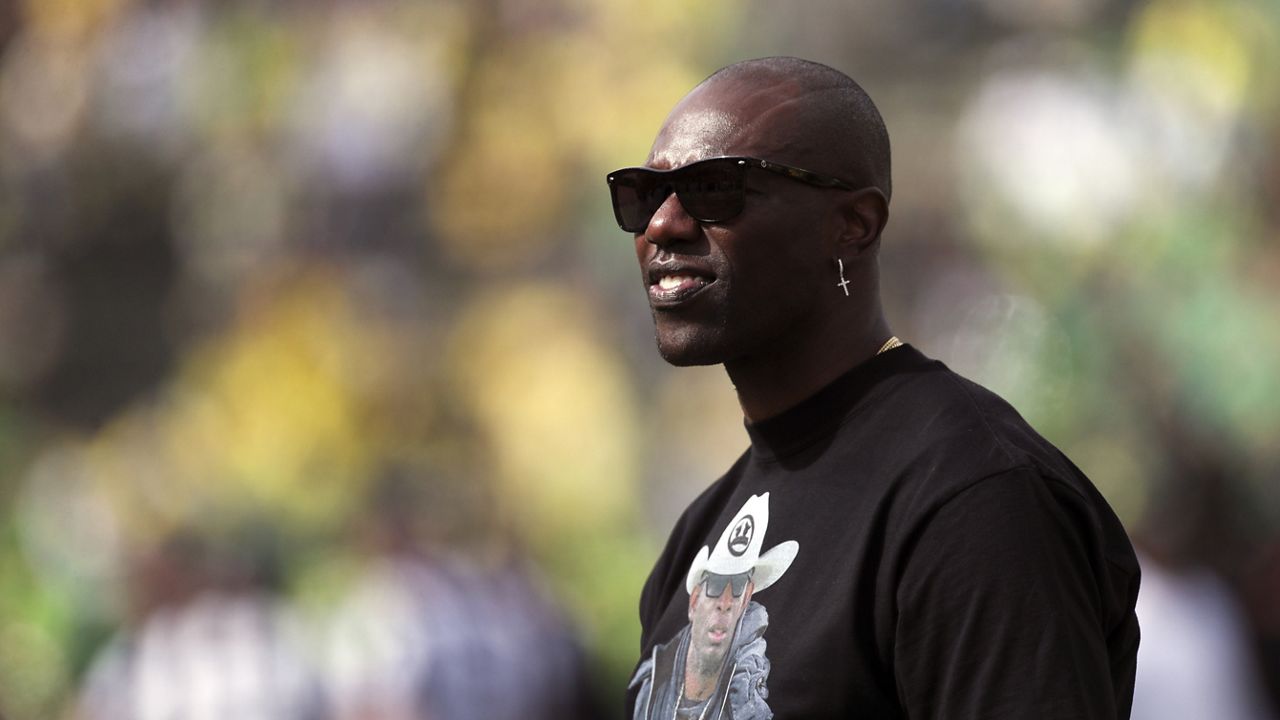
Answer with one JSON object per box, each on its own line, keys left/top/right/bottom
{"left": 609, "top": 57, "right": 1140, "bottom": 719}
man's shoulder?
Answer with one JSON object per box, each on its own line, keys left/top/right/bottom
{"left": 880, "top": 357, "right": 1138, "bottom": 594}
{"left": 861, "top": 353, "right": 1107, "bottom": 520}
{"left": 877, "top": 355, "right": 1067, "bottom": 473}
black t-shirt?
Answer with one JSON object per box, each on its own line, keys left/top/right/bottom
{"left": 627, "top": 345, "right": 1141, "bottom": 720}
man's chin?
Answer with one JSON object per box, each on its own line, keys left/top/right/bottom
{"left": 653, "top": 329, "right": 728, "bottom": 367}
{"left": 657, "top": 347, "right": 721, "bottom": 367}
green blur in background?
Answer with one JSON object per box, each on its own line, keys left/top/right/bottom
{"left": 0, "top": 0, "right": 1278, "bottom": 718}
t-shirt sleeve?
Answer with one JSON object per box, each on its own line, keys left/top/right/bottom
{"left": 893, "top": 467, "right": 1125, "bottom": 719}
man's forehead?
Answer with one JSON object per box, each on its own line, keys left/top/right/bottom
{"left": 647, "top": 108, "right": 743, "bottom": 168}
{"left": 647, "top": 80, "right": 802, "bottom": 169}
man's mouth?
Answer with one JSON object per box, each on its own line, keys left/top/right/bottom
{"left": 706, "top": 626, "right": 728, "bottom": 643}
{"left": 648, "top": 269, "right": 715, "bottom": 306}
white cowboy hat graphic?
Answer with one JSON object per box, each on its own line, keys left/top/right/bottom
{"left": 685, "top": 492, "right": 799, "bottom": 595}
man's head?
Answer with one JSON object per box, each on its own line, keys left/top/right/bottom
{"left": 651, "top": 57, "right": 891, "bottom": 200}
{"left": 687, "top": 571, "right": 755, "bottom": 677}
{"left": 612, "top": 57, "right": 891, "bottom": 369}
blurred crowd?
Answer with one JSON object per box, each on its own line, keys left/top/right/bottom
{"left": 0, "top": 0, "right": 1278, "bottom": 718}
{"left": 71, "top": 466, "right": 598, "bottom": 720}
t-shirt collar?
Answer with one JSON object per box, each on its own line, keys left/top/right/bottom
{"left": 743, "top": 344, "right": 928, "bottom": 460}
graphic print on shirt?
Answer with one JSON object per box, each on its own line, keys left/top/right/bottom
{"left": 630, "top": 492, "right": 800, "bottom": 720}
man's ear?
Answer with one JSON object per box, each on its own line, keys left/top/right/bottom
{"left": 688, "top": 586, "right": 701, "bottom": 621}
{"left": 832, "top": 187, "right": 888, "bottom": 259}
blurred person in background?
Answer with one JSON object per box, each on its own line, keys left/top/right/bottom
{"left": 73, "top": 527, "right": 324, "bottom": 720}
{"left": 1126, "top": 414, "right": 1278, "bottom": 720}
{"left": 323, "top": 462, "right": 600, "bottom": 720}
{"left": 1132, "top": 553, "right": 1276, "bottom": 720}
{"left": 609, "top": 56, "right": 1141, "bottom": 719}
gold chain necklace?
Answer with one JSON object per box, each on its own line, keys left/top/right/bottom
{"left": 673, "top": 676, "right": 711, "bottom": 720}
{"left": 876, "top": 335, "right": 903, "bottom": 355}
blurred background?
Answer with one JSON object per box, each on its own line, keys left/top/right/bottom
{"left": 0, "top": 0, "right": 1277, "bottom": 718}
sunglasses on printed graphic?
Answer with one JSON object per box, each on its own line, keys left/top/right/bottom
{"left": 605, "top": 156, "right": 857, "bottom": 234}
{"left": 698, "top": 569, "right": 754, "bottom": 599}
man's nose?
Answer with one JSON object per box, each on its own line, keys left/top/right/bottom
{"left": 714, "top": 590, "right": 735, "bottom": 611}
{"left": 643, "top": 191, "right": 699, "bottom": 247}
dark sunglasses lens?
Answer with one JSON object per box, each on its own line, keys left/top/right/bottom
{"left": 704, "top": 574, "right": 728, "bottom": 598}
{"left": 703, "top": 572, "right": 749, "bottom": 599}
{"left": 609, "top": 160, "right": 746, "bottom": 232}
{"left": 610, "top": 171, "right": 669, "bottom": 233}
{"left": 676, "top": 162, "right": 745, "bottom": 223}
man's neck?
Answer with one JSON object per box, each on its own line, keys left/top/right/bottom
{"left": 684, "top": 663, "right": 721, "bottom": 701}
{"left": 727, "top": 312, "right": 891, "bottom": 423}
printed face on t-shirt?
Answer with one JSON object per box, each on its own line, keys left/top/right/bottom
{"left": 686, "top": 576, "right": 755, "bottom": 675}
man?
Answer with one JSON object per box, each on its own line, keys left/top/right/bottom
{"left": 608, "top": 57, "right": 1141, "bottom": 719}
{"left": 631, "top": 493, "right": 798, "bottom": 720}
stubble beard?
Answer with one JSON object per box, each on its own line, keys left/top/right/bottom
{"left": 651, "top": 281, "right": 820, "bottom": 370}
{"left": 651, "top": 303, "right": 740, "bottom": 367}
{"left": 691, "top": 641, "right": 729, "bottom": 682}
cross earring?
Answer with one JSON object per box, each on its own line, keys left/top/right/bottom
{"left": 836, "top": 258, "right": 851, "bottom": 296}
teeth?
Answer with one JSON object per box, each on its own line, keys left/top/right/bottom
{"left": 658, "top": 275, "right": 690, "bottom": 290}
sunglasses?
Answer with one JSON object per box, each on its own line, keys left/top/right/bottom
{"left": 700, "top": 570, "right": 753, "bottom": 599}
{"left": 606, "top": 156, "right": 856, "bottom": 234}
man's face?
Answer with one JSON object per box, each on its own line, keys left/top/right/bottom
{"left": 634, "top": 80, "right": 835, "bottom": 366}
{"left": 687, "top": 574, "right": 755, "bottom": 674}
